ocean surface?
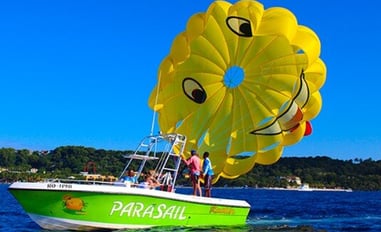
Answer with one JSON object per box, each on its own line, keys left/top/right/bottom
{"left": 1, "top": 184, "right": 381, "bottom": 232}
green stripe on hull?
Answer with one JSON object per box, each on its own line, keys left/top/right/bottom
{"left": 10, "top": 188, "right": 249, "bottom": 229}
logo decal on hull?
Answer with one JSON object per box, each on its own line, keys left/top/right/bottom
{"left": 110, "top": 201, "right": 187, "bottom": 220}
{"left": 209, "top": 206, "right": 235, "bottom": 215}
{"left": 62, "top": 194, "right": 86, "bottom": 215}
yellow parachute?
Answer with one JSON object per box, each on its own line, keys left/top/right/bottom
{"left": 149, "top": 0, "right": 326, "bottom": 182}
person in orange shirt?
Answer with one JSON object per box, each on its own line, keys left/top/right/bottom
{"left": 181, "top": 150, "right": 202, "bottom": 196}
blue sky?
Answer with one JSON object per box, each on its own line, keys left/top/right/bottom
{"left": 0, "top": 0, "right": 380, "bottom": 161}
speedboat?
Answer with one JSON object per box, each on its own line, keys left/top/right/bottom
{"left": 8, "top": 133, "right": 250, "bottom": 231}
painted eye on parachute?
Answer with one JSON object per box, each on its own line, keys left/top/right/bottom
{"left": 182, "top": 78, "right": 207, "bottom": 104}
{"left": 226, "top": 16, "right": 253, "bottom": 37}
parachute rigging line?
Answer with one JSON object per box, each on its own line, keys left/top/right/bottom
{"left": 150, "top": 73, "right": 161, "bottom": 136}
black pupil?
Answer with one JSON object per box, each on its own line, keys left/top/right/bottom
{"left": 192, "top": 89, "right": 206, "bottom": 104}
{"left": 240, "top": 23, "right": 251, "bottom": 36}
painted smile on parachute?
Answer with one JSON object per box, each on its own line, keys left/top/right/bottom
{"left": 250, "top": 70, "right": 311, "bottom": 136}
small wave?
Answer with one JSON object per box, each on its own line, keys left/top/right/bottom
{"left": 247, "top": 215, "right": 381, "bottom": 232}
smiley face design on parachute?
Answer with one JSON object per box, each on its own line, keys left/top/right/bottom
{"left": 183, "top": 70, "right": 311, "bottom": 136}
{"left": 149, "top": 0, "right": 326, "bottom": 180}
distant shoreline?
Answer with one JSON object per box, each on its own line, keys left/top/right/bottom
{"left": 258, "top": 186, "right": 353, "bottom": 192}
{"left": 176, "top": 185, "right": 354, "bottom": 192}
{"left": 2, "top": 183, "right": 353, "bottom": 192}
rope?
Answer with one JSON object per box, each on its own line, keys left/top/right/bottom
{"left": 150, "top": 72, "right": 161, "bottom": 136}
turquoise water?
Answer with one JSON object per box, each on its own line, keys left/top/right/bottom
{"left": 1, "top": 184, "right": 381, "bottom": 231}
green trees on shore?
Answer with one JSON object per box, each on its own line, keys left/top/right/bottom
{"left": 217, "top": 157, "right": 381, "bottom": 190}
{"left": 1, "top": 146, "right": 380, "bottom": 190}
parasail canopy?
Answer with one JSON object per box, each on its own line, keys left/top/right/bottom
{"left": 149, "top": 0, "right": 326, "bottom": 182}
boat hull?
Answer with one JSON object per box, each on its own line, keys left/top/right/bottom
{"left": 9, "top": 182, "right": 250, "bottom": 230}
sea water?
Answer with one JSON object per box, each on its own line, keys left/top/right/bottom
{"left": 1, "top": 184, "right": 381, "bottom": 231}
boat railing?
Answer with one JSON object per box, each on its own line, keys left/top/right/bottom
{"left": 119, "top": 133, "right": 187, "bottom": 192}
{"left": 40, "top": 133, "right": 187, "bottom": 191}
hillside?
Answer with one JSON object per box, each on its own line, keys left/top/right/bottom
{"left": 1, "top": 147, "right": 380, "bottom": 190}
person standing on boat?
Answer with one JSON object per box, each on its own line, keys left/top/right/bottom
{"left": 181, "top": 149, "right": 202, "bottom": 196}
{"left": 202, "top": 151, "right": 214, "bottom": 197}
